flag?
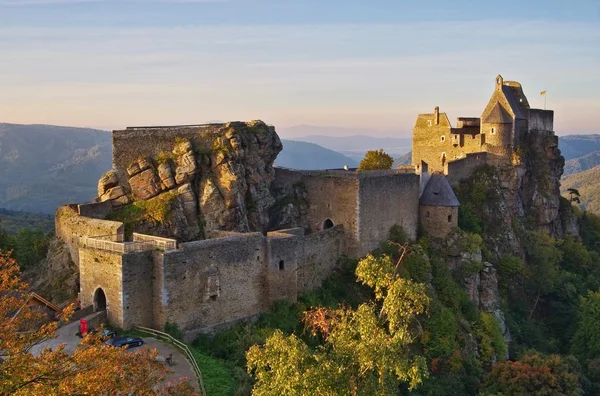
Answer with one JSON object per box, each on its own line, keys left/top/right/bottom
{"left": 540, "top": 91, "right": 546, "bottom": 96}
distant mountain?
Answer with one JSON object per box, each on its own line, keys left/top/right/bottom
{"left": 561, "top": 165, "right": 600, "bottom": 214}
{"left": 0, "top": 123, "right": 112, "bottom": 214}
{"left": 558, "top": 135, "right": 600, "bottom": 160}
{"left": 564, "top": 151, "right": 600, "bottom": 176}
{"left": 281, "top": 127, "right": 411, "bottom": 163}
{"left": 275, "top": 140, "right": 358, "bottom": 170}
{"left": 394, "top": 151, "right": 412, "bottom": 167}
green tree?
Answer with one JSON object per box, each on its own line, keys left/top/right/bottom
{"left": 567, "top": 188, "right": 581, "bottom": 204}
{"left": 524, "top": 231, "right": 562, "bottom": 319}
{"left": 572, "top": 290, "right": 600, "bottom": 362}
{"left": 357, "top": 149, "right": 394, "bottom": 171}
{"left": 247, "top": 248, "right": 430, "bottom": 395}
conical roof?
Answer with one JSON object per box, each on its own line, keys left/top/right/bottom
{"left": 419, "top": 173, "right": 460, "bottom": 207}
{"left": 483, "top": 103, "right": 513, "bottom": 124}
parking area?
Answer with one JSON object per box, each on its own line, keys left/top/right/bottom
{"left": 31, "top": 314, "right": 199, "bottom": 392}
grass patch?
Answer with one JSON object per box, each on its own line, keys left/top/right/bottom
{"left": 189, "top": 347, "right": 237, "bottom": 396}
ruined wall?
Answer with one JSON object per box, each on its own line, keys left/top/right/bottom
{"left": 419, "top": 205, "right": 458, "bottom": 239}
{"left": 297, "top": 225, "right": 345, "bottom": 291}
{"left": 529, "top": 109, "right": 554, "bottom": 133}
{"left": 156, "top": 233, "right": 268, "bottom": 341}
{"left": 357, "top": 173, "right": 420, "bottom": 255}
{"left": 266, "top": 232, "right": 300, "bottom": 304}
{"left": 446, "top": 153, "right": 489, "bottom": 185}
{"left": 56, "top": 206, "right": 123, "bottom": 266}
{"left": 77, "top": 201, "right": 112, "bottom": 219}
{"left": 121, "top": 251, "right": 154, "bottom": 329}
{"left": 78, "top": 246, "right": 124, "bottom": 327}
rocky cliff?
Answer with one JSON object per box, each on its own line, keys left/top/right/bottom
{"left": 97, "top": 120, "right": 282, "bottom": 241}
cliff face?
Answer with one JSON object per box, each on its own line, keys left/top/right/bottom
{"left": 97, "top": 121, "right": 282, "bottom": 240}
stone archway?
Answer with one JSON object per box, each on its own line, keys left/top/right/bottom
{"left": 93, "top": 288, "right": 107, "bottom": 312}
{"left": 323, "top": 219, "right": 334, "bottom": 230}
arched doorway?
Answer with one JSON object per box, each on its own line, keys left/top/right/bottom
{"left": 323, "top": 219, "right": 334, "bottom": 230}
{"left": 94, "top": 288, "right": 107, "bottom": 312}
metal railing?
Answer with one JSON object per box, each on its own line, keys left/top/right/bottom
{"left": 134, "top": 326, "right": 206, "bottom": 396}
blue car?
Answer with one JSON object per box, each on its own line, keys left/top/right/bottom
{"left": 104, "top": 336, "right": 144, "bottom": 348}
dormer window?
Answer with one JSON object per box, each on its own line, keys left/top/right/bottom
{"left": 491, "top": 127, "right": 495, "bottom": 134}
{"left": 428, "top": 120, "right": 432, "bottom": 127}
{"left": 440, "top": 136, "right": 445, "bottom": 142}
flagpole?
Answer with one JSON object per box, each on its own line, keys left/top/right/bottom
{"left": 544, "top": 89, "right": 547, "bottom": 110}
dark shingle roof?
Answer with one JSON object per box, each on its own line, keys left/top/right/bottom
{"left": 501, "top": 85, "right": 526, "bottom": 119}
{"left": 420, "top": 173, "right": 460, "bottom": 207}
{"left": 483, "top": 103, "right": 513, "bottom": 124}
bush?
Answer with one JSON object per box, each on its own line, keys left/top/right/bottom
{"left": 164, "top": 322, "right": 183, "bottom": 341}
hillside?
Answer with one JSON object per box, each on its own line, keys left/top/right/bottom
{"left": 0, "top": 209, "right": 54, "bottom": 234}
{"left": 561, "top": 165, "right": 600, "bottom": 214}
{"left": 275, "top": 140, "right": 358, "bottom": 169}
{"left": 0, "top": 123, "right": 112, "bottom": 214}
{"left": 558, "top": 134, "right": 600, "bottom": 160}
{"left": 564, "top": 150, "right": 600, "bottom": 176}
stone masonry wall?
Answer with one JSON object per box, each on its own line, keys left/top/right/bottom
{"left": 529, "top": 109, "right": 554, "bottom": 132}
{"left": 419, "top": 205, "right": 458, "bottom": 239}
{"left": 297, "top": 225, "right": 345, "bottom": 291}
{"left": 56, "top": 206, "right": 123, "bottom": 268}
{"left": 121, "top": 251, "right": 154, "bottom": 329}
{"left": 446, "top": 153, "right": 490, "bottom": 185}
{"left": 78, "top": 246, "right": 124, "bottom": 327}
{"left": 155, "top": 233, "right": 268, "bottom": 341}
{"left": 412, "top": 112, "right": 484, "bottom": 173}
{"left": 357, "top": 173, "right": 419, "bottom": 256}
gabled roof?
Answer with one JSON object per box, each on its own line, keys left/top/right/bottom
{"left": 483, "top": 103, "right": 513, "bottom": 124}
{"left": 501, "top": 85, "right": 526, "bottom": 119}
{"left": 420, "top": 173, "right": 460, "bottom": 207}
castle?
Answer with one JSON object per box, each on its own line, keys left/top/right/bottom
{"left": 55, "top": 75, "right": 555, "bottom": 340}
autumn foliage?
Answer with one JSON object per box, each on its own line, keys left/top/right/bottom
{"left": 0, "top": 250, "right": 197, "bottom": 395}
{"left": 357, "top": 149, "right": 394, "bottom": 171}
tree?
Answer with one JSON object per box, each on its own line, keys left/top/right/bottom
{"left": 247, "top": 246, "right": 430, "bottom": 395}
{"left": 482, "top": 351, "right": 583, "bottom": 395}
{"left": 357, "top": 149, "right": 394, "bottom": 171}
{"left": 572, "top": 290, "right": 600, "bottom": 363}
{"left": 0, "top": 250, "right": 197, "bottom": 395}
{"left": 567, "top": 188, "right": 581, "bottom": 204}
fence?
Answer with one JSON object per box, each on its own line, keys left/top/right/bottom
{"left": 134, "top": 326, "right": 206, "bottom": 396}
{"left": 80, "top": 234, "right": 177, "bottom": 254}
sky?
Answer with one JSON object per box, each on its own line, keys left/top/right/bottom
{"left": 1, "top": 0, "right": 599, "bottom": 137}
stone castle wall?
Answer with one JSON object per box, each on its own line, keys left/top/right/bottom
{"left": 357, "top": 172, "right": 420, "bottom": 255}
{"left": 419, "top": 205, "right": 458, "bottom": 239}
{"left": 528, "top": 109, "right": 554, "bottom": 133}
{"left": 412, "top": 113, "right": 484, "bottom": 174}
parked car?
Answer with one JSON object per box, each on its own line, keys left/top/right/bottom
{"left": 104, "top": 336, "right": 144, "bottom": 348}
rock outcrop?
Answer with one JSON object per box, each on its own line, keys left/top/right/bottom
{"left": 97, "top": 120, "right": 282, "bottom": 240}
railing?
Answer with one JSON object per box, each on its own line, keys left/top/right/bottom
{"left": 80, "top": 234, "right": 177, "bottom": 254}
{"left": 134, "top": 326, "right": 206, "bottom": 396}
{"left": 133, "top": 233, "right": 177, "bottom": 251}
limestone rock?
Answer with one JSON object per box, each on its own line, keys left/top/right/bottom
{"left": 479, "top": 262, "right": 500, "bottom": 312}
{"left": 100, "top": 186, "right": 130, "bottom": 207}
{"left": 175, "top": 151, "right": 197, "bottom": 185}
{"left": 129, "top": 169, "right": 162, "bottom": 200}
{"left": 158, "top": 162, "right": 176, "bottom": 190}
{"left": 98, "top": 170, "right": 119, "bottom": 197}
{"left": 127, "top": 161, "right": 141, "bottom": 177}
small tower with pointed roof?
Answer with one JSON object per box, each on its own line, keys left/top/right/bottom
{"left": 419, "top": 172, "right": 460, "bottom": 238}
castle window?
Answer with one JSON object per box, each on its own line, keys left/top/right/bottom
{"left": 279, "top": 260, "right": 285, "bottom": 271}
{"left": 426, "top": 211, "right": 430, "bottom": 218}
{"left": 448, "top": 214, "right": 452, "bottom": 223}
{"left": 440, "top": 136, "right": 445, "bottom": 142}
{"left": 428, "top": 120, "right": 432, "bottom": 127}
{"left": 323, "top": 219, "right": 334, "bottom": 230}
{"left": 491, "top": 127, "right": 495, "bottom": 134}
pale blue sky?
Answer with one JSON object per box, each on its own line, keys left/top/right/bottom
{"left": 1, "top": 0, "right": 599, "bottom": 136}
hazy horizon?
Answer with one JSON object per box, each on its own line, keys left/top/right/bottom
{"left": 1, "top": 0, "right": 599, "bottom": 137}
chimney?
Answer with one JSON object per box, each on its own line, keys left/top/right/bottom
{"left": 434, "top": 106, "right": 439, "bottom": 125}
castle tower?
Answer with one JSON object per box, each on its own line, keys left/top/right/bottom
{"left": 419, "top": 173, "right": 459, "bottom": 239}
